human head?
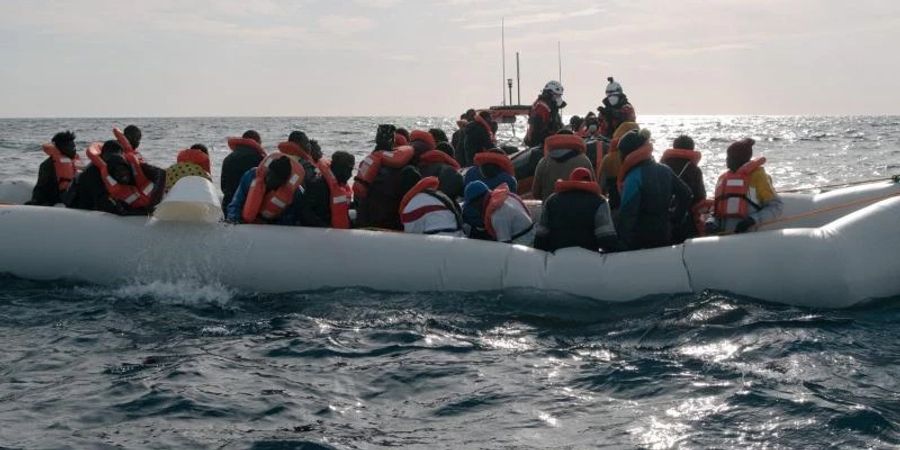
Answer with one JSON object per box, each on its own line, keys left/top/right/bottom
{"left": 478, "top": 148, "right": 506, "bottom": 179}
{"left": 543, "top": 80, "right": 564, "bottom": 107}
{"left": 673, "top": 135, "right": 695, "bottom": 150}
{"left": 726, "top": 138, "right": 755, "bottom": 172}
{"left": 436, "top": 141, "right": 454, "bottom": 157}
{"left": 429, "top": 128, "right": 449, "bottom": 144}
{"left": 613, "top": 122, "right": 640, "bottom": 142}
{"left": 464, "top": 180, "right": 489, "bottom": 205}
{"left": 100, "top": 139, "right": 123, "bottom": 158}
{"left": 123, "top": 125, "right": 142, "bottom": 149}
{"left": 288, "top": 131, "right": 310, "bottom": 151}
{"left": 570, "top": 167, "right": 594, "bottom": 182}
{"left": 396, "top": 128, "right": 410, "bottom": 141}
{"left": 330, "top": 151, "right": 355, "bottom": 185}
{"left": 464, "top": 109, "right": 477, "bottom": 121}
{"left": 51, "top": 130, "right": 77, "bottom": 157}
{"left": 242, "top": 130, "right": 261, "bottom": 144}
{"left": 605, "top": 77, "right": 624, "bottom": 107}
{"left": 399, "top": 166, "right": 422, "bottom": 196}
{"left": 569, "top": 115, "right": 584, "bottom": 131}
{"left": 190, "top": 143, "right": 209, "bottom": 154}
{"left": 410, "top": 130, "right": 436, "bottom": 154}
{"left": 265, "top": 155, "right": 292, "bottom": 191}
{"left": 375, "top": 124, "right": 396, "bottom": 151}
{"left": 104, "top": 153, "right": 133, "bottom": 185}
{"left": 617, "top": 128, "right": 651, "bottom": 158}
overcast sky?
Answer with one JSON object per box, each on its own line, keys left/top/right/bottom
{"left": 1, "top": 0, "right": 898, "bottom": 117}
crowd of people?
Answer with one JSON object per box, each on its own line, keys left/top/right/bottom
{"left": 25, "top": 76, "right": 783, "bottom": 254}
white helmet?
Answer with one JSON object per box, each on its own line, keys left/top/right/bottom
{"left": 605, "top": 77, "right": 623, "bottom": 96}
{"left": 543, "top": 80, "right": 564, "bottom": 96}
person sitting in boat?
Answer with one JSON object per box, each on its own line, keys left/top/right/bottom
{"left": 534, "top": 168, "right": 623, "bottom": 253}
{"left": 429, "top": 128, "right": 450, "bottom": 146}
{"left": 452, "top": 109, "right": 475, "bottom": 164}
{"left": 463, "top": 148, "right": 518, "bottom": 192}
{"left": 226, "top": 153, "right": 305, "bottom": 225}
{"left": 412, "top": 130, "right": 464, "bottom": 200}
{"left": 398, "top": 166, "right": 463, "bottom": 236}
{"left": 278, "top": 131, "right": 321, "bottom": 184}
{"left": 597, "top": 77, "right": 637, "bottom": 140}
{"left": 164, "top": 144, "right": 211, "bottom": 194}
{"left": 597, "top": 121, "right": 640, "bottom": 209}
{"left": 221, "top": 130, "right": 266, "bottom": 212}
{"left": 68, "top": 140, "right": 165, "bottom": 215}
{"left": 710, "top": 138, "right": 784, "bottom": 234}
{"left": 464, "top": 110, "right": 497, "bottom": 167}
{"left": 295, "top": 151, "right": 355, "bottom": 228}
{"left": 26, "top": 130, "right": 83, "bottom": 206}
{"left": 660, "top": 135, "right": 707, "bottom": 241}
{"left": 568, "top": 115, "right": 584, "bottom": 133}
{"left": 354, "top": 124, "right": 415, "bottom": 230}
{"left": 462, "top": 181, "right": 533, "bottom": 244}
{"left": 531, "top": 131, "right": 594, "bottom": 202}
{"left": 615, "top": 129, "right": 693, "bottom": 249}
{"left": 578, "top": 112, "right": 601, "bottom": 139}
{"left": 524, "top": 81, "right": 565, "bottom": 147}
{"left": 122, "top": 125, "right": 142, "bottom": 152}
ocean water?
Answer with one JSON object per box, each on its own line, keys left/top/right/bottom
{"left": 0, "top": 116, "right": 899, "bottom": 448}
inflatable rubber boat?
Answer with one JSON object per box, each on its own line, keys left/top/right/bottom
{"left": 0, "top": 177, "right": 898, "bottom": 308}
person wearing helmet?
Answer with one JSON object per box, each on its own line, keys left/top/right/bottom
{"left": 524, "top": 81, "right": 566, "bottom": 147}
{"left": 597, "top": 77, "right": 636, "bottom": 139}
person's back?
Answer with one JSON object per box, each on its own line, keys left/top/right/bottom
{"left": 713, "top": 138, "right": 783, "bottom": 233}
{"left": 531, "top": 132, "right": 593, "bottom": 201}
{"left": 616, "top": 129, "right": 693, "bottom": 250}
{"left": 221, "top": 130, "right": 265, "bottom": 210}
{"left": 398, "top": 168, "right": 462, "bottom": 236}
{"left": 534, "top": 168, "right": 622, "bottom": 252}
{"left": 463, "top": 149, "right": 517, "bottom": 192}
{"left": 70, "top": 140, "right": 163, "bottom": 215}
{"left": 597, "top": 122, "right": 640, "bottom": 209}
{"left": 354, "top": 125, "right": 414, "bottom": 230}
{"left": 418, "top": 148, "right": 463, "bottom": 200}
{"left": 27, "top": 131, "right": 82, "bottom": 206}
{"left": 226, "top": 153, "right": 305, "bottom": 226}
{"left": 462, "top": 181, "right": 533, "bottom": 243}
{"left": 297, "top": 151, "right": 355, "bottom": 228}
{"left": 165, "top": 144, "right": 211, "bottom": 193}
{"left": 463, "top": 111, "right": 496, "bottom": 167}
{"left": 660, "top": 135, "right": 707, "bottom": 241}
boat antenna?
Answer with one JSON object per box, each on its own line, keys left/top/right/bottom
{"left": 501, "top": 18, "right": 507, "bottom": 106}
{"left": 557, "top": 41, "right": 562, "bottom": 84}
{"left": 516, "top": 51, "right": 521, "bottom": 105}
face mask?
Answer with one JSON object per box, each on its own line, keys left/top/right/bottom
{"left": 607, "top": 95, "right": 620, "bottom": 106}
{"left": 553, "top": 94, "right": 564, "bottom": 107}
{"left": 588, "top": 124, "right": 598, "bottom": 134}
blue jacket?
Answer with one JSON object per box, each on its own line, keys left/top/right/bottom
{"left": 617, "top": 159, "right": 692, "bottom": 249}
{"left": 463, "top": 167, "right": 518, "bottom": 193}
{"left": 226, "top": 169, "right": 305, "bottom": 225}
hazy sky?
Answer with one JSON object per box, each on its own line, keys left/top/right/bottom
{"left": 1, "top": 0, "right": 898, "bottom": 117}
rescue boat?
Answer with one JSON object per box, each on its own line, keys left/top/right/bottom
{"left": 0, "top": 176, "right": 898, "bottom": 308}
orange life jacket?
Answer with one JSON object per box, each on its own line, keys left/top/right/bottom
{"left": 176, "top": 148, "right": 210, "bottom": 174}
{"left": 554, "top": 178, "right": 602, "bottom": 196}
{"left": 482, "top": 183, "right": 530, "bottom": 240}
{"left": 394, "top": 133, "right": 409, "bottom": 147}
{"left": 316, "top": 159, "right": 352, "bottom": 229}
{"left": 86, "top": 143, "right": 156, "bottom": 208}
{"left": 113, "top": 127, "right": 147, "bottom": 163}
{"left": 543, "top": 133, "right": 587, "bottom": 157}
{"left": 713, "top": 158, "right": 767, "bottom": 220}
{"left": 398, "top": 176, "right": 441, "bottom": 215}
{"left": 473, "top": 152, "right": 514, "bottom": 177}
{"left": 617, "top": 143, "right": 654, "bottom": 193}
{"left": 42, "top": 143, "right": 83, "bottom": 192}
{"left": 597, "top": 137, "right": 620, "bottom": 181}
{"left": 227, "top": 137, "right": 267, "bottom": 159}
{"left": 418, "top": 150, "right": 461, "bottom": 170}
{"left": 352, "top": 146, "right": 414, "bottom": 199}
{"left": 409, "top": 130, "right": 436, "bottom": 151}
{"left": 277, "top": 141, "right": 316, "bottom": 165}
{"left": 661, "top": 148, "right": 702, "bottom": 166}
{"left": 241, "top": 153, "right": 305, "bottom": 224}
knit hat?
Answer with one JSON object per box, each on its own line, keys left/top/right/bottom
{"left": 618, "top": 128, "right": 652, "bottom": 155}
{"left": 464, "top": 180, "right": 490, "bottom": 203}
{"left": 570, "top": 167, "right": 593, "bottom": 182}
{"left": 613, "top": 122, "right": 640, "bottom": 141}
{"left": 727, "top": 138, "right": 755, "bottom": 162}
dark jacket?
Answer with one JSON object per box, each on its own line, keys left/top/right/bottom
{"left": 67, "top": 163, "right": 165, "bottom": 216}
{"left": 225, "top": 169, "right": 305, "bottom": 225}
{"left": 463, "top": 167, "right": 518, "bottom": 193}
{"left": 525, "top": 97, "right": 563, "bottom": 147}
{"left": 420, "top": 163, "right": 464, "bottom": 200}
{"left": 463, "top": 121, "right": 493, "bottom": 167}
{"left": 221, "top": 146, "right": 264, "bottom": 211}
{"left": 355, "top": 165, "right": 405, "bottom": 230}
{"left": 451, "top": 128, "right": 467, "bottom": 165}
{"left": 534, "top": 190, "right": 623, "bottom": 252}
{"left": 296, "top": 175, "right": 332, "bottom": 227}
{"left": 617, "top": 160, "right": 693, "bottom": 250}
{"left": 662, "top": 156, "right": 706, "bottom": 242}
{"left": 26, "top": 158, "right": 63, "bottom": 206}
{"left": 598, "top": 97, "right": 636, "bottom": 139}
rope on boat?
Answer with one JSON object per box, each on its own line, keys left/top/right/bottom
{"left": 779, "top": 174, "right": 900, "bottom": 193}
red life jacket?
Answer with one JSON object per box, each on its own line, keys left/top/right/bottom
{"left": 554, "top": 178, "right": 602, "bottom": 196}
{"left": 473, "top": 152, "right": 515, "bottom": 177}
{"left": 596, "top": 137, "right": 620, "bottom": 181}
{"left": 316, "top": 159, "right": 352, "bottom": 229}
{"left": 661, "top": 148, "right": 702, "bottom": 166}
{"left": 713, "top": 158, "right": 767, "bottom": 220}
{"left": 241, "top": 153, "right": 305, "bottom": 224}
{"left": 176, "top": 148, "right": 211, "bottom": 174}
{"left": 394, "top": 133, "right": 409, "bottom": 147}
{"left": 543, "top": 133, "right": 587, "bottom": 157}
{"left": 525, "top": 100, "right": 552, "bottom": 144}
{"left": 278, "top": 141, "right": 316, "bottom": 166}
{"left": 352, "top": 146, "right": 414, "bottom": 199}
{"left": 113, "top": 127, "right": 147, "bottom": 163}
{"left": 409, "top": 130, "right": 436, "bottom": 151}
{"left": 418, "top": 150, "right": 461, "bottom": 170}
{"left": 227, "top": 137, "right": 267, "bottom": 159}
{"left": 398, "top": 176, "right": 441, "bottom": 216}
{"left": 42, "top": 143, "right": 83, "bottom": 192}
{"left": 617, "top": 143, "right": 654, "bottom": 193}
{"left": 86, "top": 143, "right": 156, "bottom": 208}
{"left": 482, "top": 183, "right": 530, "bottom": 240}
